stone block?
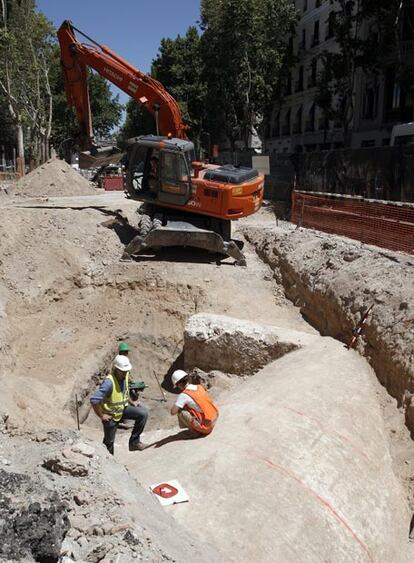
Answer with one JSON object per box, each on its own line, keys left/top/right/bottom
{"left": 184, "top": 313, "right": 310, "bottom": 375}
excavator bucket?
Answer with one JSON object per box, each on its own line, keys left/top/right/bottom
{"left": 122, "top": 219, "right": 246, "bottom": 266}
{"left": 78, "top": 146, "right": 124, "bottom": 169}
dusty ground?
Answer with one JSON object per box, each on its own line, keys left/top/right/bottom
{"left": 243, "top": 211, "right": 414, "bottom": 520}
{"left": 0, "top": 163, "right": 413, "bottom": 561}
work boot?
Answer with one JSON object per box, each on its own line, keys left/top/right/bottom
{"left": 129, "top": 441, "right": 148, "bottom": 451}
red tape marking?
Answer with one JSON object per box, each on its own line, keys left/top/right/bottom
{"left": 260, "top": 456, "right": 376, "bottom": 563}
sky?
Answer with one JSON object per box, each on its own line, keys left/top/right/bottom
{"left": 36, "top": 0, "right": 201, "bottom": 106}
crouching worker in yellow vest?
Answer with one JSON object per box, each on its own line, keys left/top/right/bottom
{"left": 170, "top": 370, "right": 218, "bottom": 436}
{"left": 90, "top": 355, "right": 148, "bottom": 454}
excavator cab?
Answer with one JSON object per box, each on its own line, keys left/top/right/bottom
{"left": 125, "top": 135, "right": 193, "bottom": 206}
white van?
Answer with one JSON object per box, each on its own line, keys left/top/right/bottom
{"left": 390, "top": 122, "right": 414, "bottom": 146}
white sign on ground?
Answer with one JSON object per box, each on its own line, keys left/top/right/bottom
{"left": 252, "top": 155, "right": 270, "bottom": 176}
{"left": 150, "top": 479, "right": 189, "bottom": 506}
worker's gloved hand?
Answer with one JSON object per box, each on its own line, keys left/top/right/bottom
{"left": 101, "top": 414, "right": 113, "bottom": 423}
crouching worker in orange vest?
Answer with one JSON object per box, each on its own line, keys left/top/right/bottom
{"left": 170, "top": 370, "right": 218, "bottom": 436}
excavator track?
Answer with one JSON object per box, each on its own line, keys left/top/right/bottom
{"left": 122, "top": 211, "right": 247, "bottom": 266}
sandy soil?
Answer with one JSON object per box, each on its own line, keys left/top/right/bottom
{"left": 0, "top": 173, "right": 413, "bottom": 560}
{"left": 12, "top": 158, "right": 98, "bottom": 198}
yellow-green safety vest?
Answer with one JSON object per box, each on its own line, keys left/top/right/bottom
{"left": 102, "top": 372, "right": 129, "bottom": 422}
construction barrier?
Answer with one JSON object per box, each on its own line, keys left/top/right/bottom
{"left": 100, "top": 176, "right": 124, "bottom": 191}
{"left": 0, "top": 171, "right": 20, "bottom": 181}
{"left": 291, "top": 191, "right": 414, "bottom": 255}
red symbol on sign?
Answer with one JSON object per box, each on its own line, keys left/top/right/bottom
{"left": 152, "top": 483, "right": 178, "bottom": 499}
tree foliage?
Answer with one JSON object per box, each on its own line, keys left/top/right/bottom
{"left": 118, "top": 99, "right": 155, "bottom": 143}
{"left": 119, "top": 26, "right": 205, "bottom": 144}
{"left": 152, "top": 26, "right": 206, "bottom": 140}
{"left": 0, "top": 2, "right": 122, "bottom": 165}
{"left": 0, "top": 0, "right": 55, "bottom": 165}
{"left": 121, "top": 1, "right": 296, "bottom": 151}
{"left": 200, "top": 0, "right": 297, "bottom": 148}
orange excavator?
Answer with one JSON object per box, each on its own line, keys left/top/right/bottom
{"left": 57, "top": 21, "right": 264, "bottom": 265}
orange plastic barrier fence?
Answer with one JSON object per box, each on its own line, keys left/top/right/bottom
{"left": 291, "top": 191, "right": 414, "bottom": 255}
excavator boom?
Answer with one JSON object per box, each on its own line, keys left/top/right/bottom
{"left": 57, "top": 20, "right": 187, "bottom": 149}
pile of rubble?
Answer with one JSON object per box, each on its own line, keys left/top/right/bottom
{"left": 0, "top": 431, "right": 212, "bottom": 563}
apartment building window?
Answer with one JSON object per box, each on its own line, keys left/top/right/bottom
{"left": 402, "top": 6, "right": 414, "bottom": 40}
{"left": 301, "top": 28, "right": 306, "bottom": 50}
{"left": 308, "top": 59, "right": 317, "bottom": 88}
{"left": 285, "top": 73, "right": 292, "bottom": 95}
{"left": 326, "top": 12, "right": 335, "bottom": 40}
{"left": 296, "top": 66, "right": 304, "bottom": 92}
{"left": 288, "top": 36, "right": 293, "bottom": 55}
{"left": 305, "top": 104, "right": 316, "bottom": 132}
{"left": 312, "top": 20, "right": 320, "bottom": 46}
{"left": 392, "top": 82, "right": 401, "bottom": 110}
{"left": 318, "top": 114, "right": 329, "bottom": 131}
{"left": 293, "top": 105, "right": 303, "bottom": 134}
{"left": 282, "top": 109, "right": 291, "bottom": 136}
{"left": 272, "top": 113, "right": 280, "bottom": 138}
{"left": 362, "top": 86, "right": 378, "bottom": 119}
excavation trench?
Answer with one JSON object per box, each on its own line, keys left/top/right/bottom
{"left": 2, "top": 188, "right": 413, "bottom": 561}
{"left": 243, "top": 223, "right": 414, "bottom": 433}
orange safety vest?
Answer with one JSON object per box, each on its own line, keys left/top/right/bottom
{"left": 183, "top": 385, "right": 219, "bottom": 435}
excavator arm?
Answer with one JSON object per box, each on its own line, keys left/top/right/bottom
{"left": 57, "top": 20, "right": 187, "bottom": 150}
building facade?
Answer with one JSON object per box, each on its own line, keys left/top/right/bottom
{"left": 266, "top": 0, "right": 414, "bottom": 155}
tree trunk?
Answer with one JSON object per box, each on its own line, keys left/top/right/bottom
{"left": 44, "top": 135, "right": 50, "bottom": 161}
{"left": 16, "top": 122, "right": 25, "bottom": 176}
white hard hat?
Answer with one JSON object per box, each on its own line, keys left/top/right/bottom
{"left": 171, "top": 369, "right": 188, "bottom": 387}
{"left": 113, "top": 354, "right": 132, "bottom": 372}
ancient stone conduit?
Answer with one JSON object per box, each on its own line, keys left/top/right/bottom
{"left": 244, "top": 224, "right": 414, "bottom": 432}
{"left": 184, "top": 313, "right": 310, "bottom": 375}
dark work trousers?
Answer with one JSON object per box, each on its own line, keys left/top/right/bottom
{"left": 103, "top": 404, "right": 148, "bottom": 455}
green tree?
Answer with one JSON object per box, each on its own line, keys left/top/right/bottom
{"left": 200, "top": 0, "right": 297, "bottom": 149}
{"left": 0, "top": 0, "right": 55, "bottom": 168}
{"left": 151, "top": 26, "right": 206, "bottom": 143}
{"left": 119, "top": 26, "right": 206, "bottom": 147}
{"left": 118, "top": 99, "right": 155, "bottom": 142}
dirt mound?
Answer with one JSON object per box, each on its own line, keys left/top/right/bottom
{"left": 14, "top": 158, "right": 97, "bottom": 197}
